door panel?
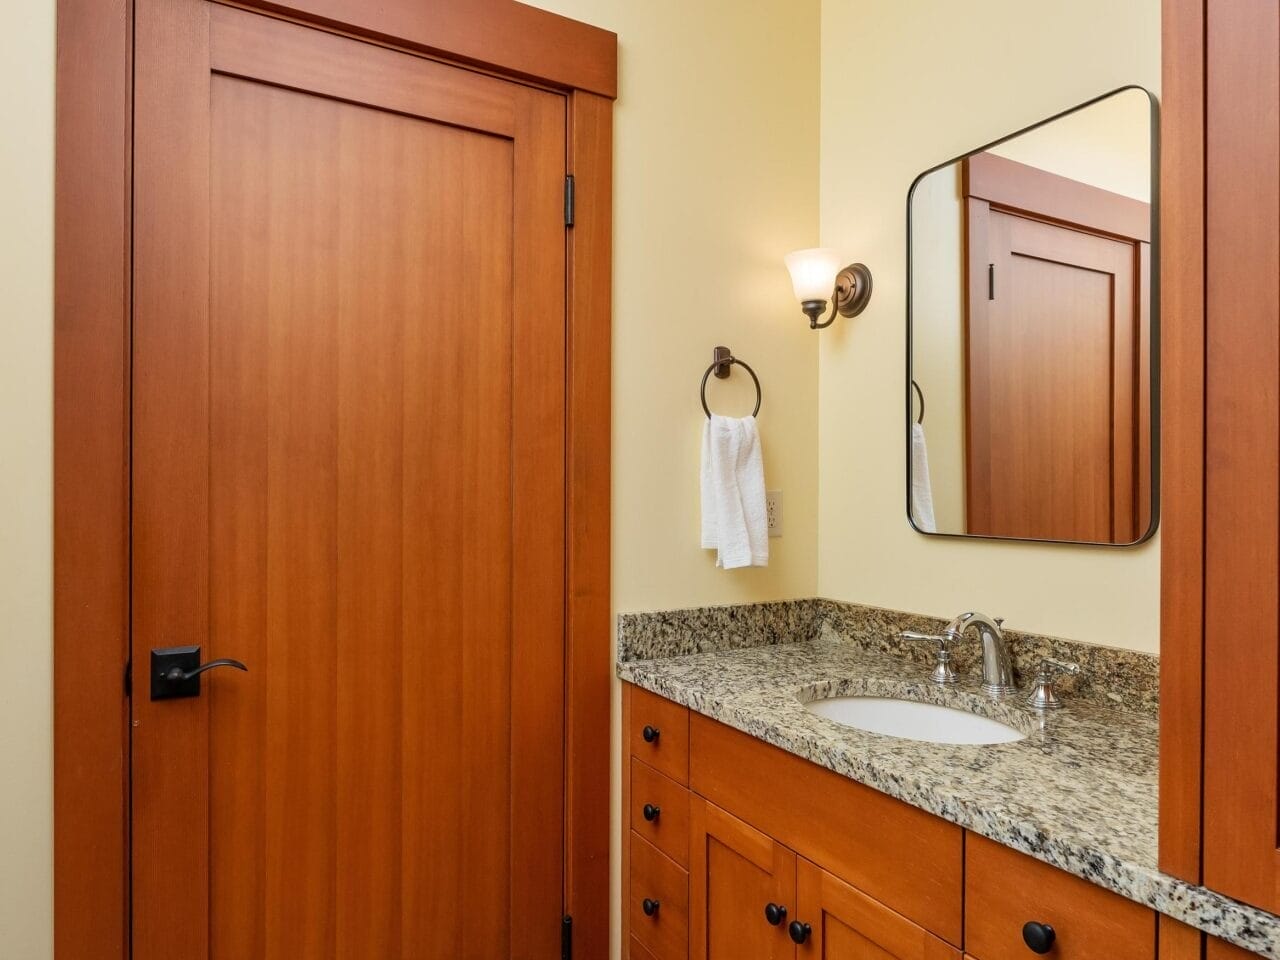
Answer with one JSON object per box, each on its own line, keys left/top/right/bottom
{"left": 690, "top": 798, "right": 796, "bottom": 960}
{"left": 1202, "top": 0, "right": 1280, "bottom": 914}
{"left": 131, "top": 3, "right": 567, "bottom": 957}
{"left": 795, "top": 859, "right": 960, "bottom": 960}
{"left": 966, "top": 207, "right": 1142, "bottom": 542}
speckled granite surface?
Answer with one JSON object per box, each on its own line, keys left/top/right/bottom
{"left": 618, "top": 638, "right": 1280, "bottom": 957}
{"left": 619, "top": 599, "right": 1160, "bottom": 713}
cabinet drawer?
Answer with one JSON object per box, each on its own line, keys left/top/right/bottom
{"left": 628, "top": 685, "right": 690, "bottom": 785}
{"left": 689, "top": 713, "right": 963, "bottom": 945}
{"left": 631, "top": 758, "right": 691, "bottom": 868}
{"left": 631, "top": 832, "right": 690, "bottom": 959}
{"left": 965, "top": 835, "right": 1156, "bottom": 960}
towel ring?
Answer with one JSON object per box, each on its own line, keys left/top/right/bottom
{"left": 911, "top": 379, "right": 925, "bottom": 425}
{"left": 701, "top": 354, "right": 762, "bottom": 419}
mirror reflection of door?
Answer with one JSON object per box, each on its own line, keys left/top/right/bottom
{"left": 963, "top": 152, "right": 1151, "bottom": 542}
{"left": 907, "top": 86, "right": 1156, "bottom": 546}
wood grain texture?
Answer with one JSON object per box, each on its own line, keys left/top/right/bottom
{"left": 796, "top": 859, "right": 960, "bottom": 960}
{"left": 966, "top": 210, "right": 1140, "bottom": 542}
{"left": 632, "top": 832, "right": 691, "bottom": 960}
{"left": 565, "top": 88, "right": 615, "bottom": 960}
{"left": 53, "top": 0, "right": 132, "bottom": 956}
{"left": 1201, "top": 0, "right": 1280, "bottom": 913}
{"left": 1206, "top": 936, "right": 1256, "bottom": 960}
{"left": 629, "top": 685, "right": 692, "bottom": 785}
{"left": 58, "top": 1, "right": 614, "bottom": 955}
{"left": 211, "top": 4, "right": 518, "bottom": 136}
{"left": 130, "top": 5, "right": 214, "bottom": 958}
{"left": 1159, "top": 916, "right": 1204, "bottom": 960}
{"left": 966, "top": 151, "right": 1152, "bottom": 242}
{"left": 132, "top": 9, "right": 567, "bottom": 957}
{"left": 966, "top": 834, "right": 1156, "bottom": 960}
{"left": 689, "top": 713, "right": 964, "bottom": 946}
{"left": 632, "top": 758, "right": 692, "bottom": 869}
{"left": 225, "top": 0, "right": 617, "bottom": 97}
{"left": 962, "top": 156, "right": 1152, "bottom": 544}
{"left": 1157, "top": 0, "right": 1206, "bottom": 885}
{"left": 689, "top": 798, "right": 794, "bottom": 960}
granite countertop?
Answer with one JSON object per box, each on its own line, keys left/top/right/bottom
{"left": 619, "top": 637, "right": 1280, "bottom": 958}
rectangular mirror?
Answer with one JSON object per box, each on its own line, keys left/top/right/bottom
{"left": 907, "top": 86, "right": 1158, "bottom": 545}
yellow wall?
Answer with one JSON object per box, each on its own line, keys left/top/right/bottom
{"left": 0, "top": 0, "right": 54, "bottom": 956}
{"left": 819, "top": 0, "right": 1162, "bottom": 653}
{"left": 527, "top": 3, "right": 821, "bottom": 955}
{"left": 4, "top": 1, "right": 1163, "bottom": 957}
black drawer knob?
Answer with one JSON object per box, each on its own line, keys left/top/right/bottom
{"left": 764, "top": 902, "right": 788, "bottom": 926}
{"left": 642, "top": 725, "right": 660, "bottom": 743}
{"left": 642, "top": 803, "right": 661, "bottom": 822}
{"left": 788, "top": 920, "right": 812, "bottom": 945}
{"left": 1022, "top": 921, "right": 1056, "bottom": 954}
{"left": 642, "top": 898, "right": 660, "bottom": 918}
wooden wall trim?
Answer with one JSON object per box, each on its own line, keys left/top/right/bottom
{"left": 1157, "top": 0, "right": 1206, "bottom": 884}
{"left": 233, "top": 0, "right": 618, "bottom": 98}
{"left": 53, "top": 0, "right": 132, "bottom": 956}
{"left": 565, "top": 88, "right": 614, "bottom": 960}
{"left": 55, "top": 3, "right": 616, "bottom": 956}
{"left": 964, "top": 150, "right": 1152, "bottom": 242}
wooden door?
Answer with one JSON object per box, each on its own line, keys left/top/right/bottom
{"left": 1200, "top": 0, "right": 1280, "bottom": 916}
{"left": 964, "top": 153, "right": 1151, "bottom": 543}
{"left": 129, "top": 3, "right": 567, "bottom": 958}
{"left": 690, "top": 798, "right": 797, "bottom": 960}
{"left": 794, "top": 860, "right": 960, "bottom": 960}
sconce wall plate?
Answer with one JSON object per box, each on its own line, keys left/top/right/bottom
{"left": 834, "top": 263, "right": 873, "bottom": 318}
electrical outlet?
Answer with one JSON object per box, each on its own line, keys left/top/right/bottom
{"left": 766, "top": 490, "right": 783, "bottom": 538}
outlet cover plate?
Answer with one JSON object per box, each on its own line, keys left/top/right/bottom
{"left": 766, "top": 490, "right": 783, "bottom": 538}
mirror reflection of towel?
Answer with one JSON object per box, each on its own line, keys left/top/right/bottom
{"left": 911, "top": 423, "right": 937, "bottom": 533}
{"left": 700, "top": 415, "right": 768, "bottom": 569}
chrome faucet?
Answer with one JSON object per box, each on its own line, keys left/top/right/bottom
{"left": 944, "top": 611, "right": 1017, "bottom": 699}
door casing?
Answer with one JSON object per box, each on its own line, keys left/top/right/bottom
{"left": 52, "top": 2, "right": 616, "bottom": 957}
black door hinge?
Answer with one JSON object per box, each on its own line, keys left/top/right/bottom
{"left": 561, "top": 914, "right": 572, "bottom": 960}
{"left": 124, "top": 658, "right": 132, "bottom": 697}
{"left": 988, "top": 262, "right": 995, "bottom": 301}
{"left": 564, "top": 175, "right": 576, "bottom": 228}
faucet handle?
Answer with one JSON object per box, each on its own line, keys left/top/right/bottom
{"left": 1025, "top": 658, "right": 1081, "bottom": 710}
{"left": 899, "top": 631, "right": 958, "bottom": 685}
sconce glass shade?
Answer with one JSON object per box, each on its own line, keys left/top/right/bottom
{"left": 785, "top": 248, "right": 843, "bottom": 303}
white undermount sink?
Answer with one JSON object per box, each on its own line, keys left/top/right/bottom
{"left": 804, "top": 695, "right": 1027, "bottom": 745}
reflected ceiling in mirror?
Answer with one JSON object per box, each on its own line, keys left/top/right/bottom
{"left": 907, "top": 86, "right": 1158, "bottom": 545}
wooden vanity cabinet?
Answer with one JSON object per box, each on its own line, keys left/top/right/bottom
{"left": 795, "top": 859, "right": 961, "bottom": 960}
{"left": 623, "top": 682, "right": 1156, "bottom": 960}
{"left": 689, "top": 799, "right": 796, "bottom": 960}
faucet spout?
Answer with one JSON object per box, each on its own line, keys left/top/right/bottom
{"left": 944, "top": 611, "right": 1017, "bottom": 698}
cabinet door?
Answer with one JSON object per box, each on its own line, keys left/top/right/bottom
{"left": 1200, "top": 0, "right": 1280, "bottom": 914}
{"left": 795, "top": 859, "right": 960, "bottom": 960}
{"left": 690, "top": 798, "right": 796, "bottom": 960}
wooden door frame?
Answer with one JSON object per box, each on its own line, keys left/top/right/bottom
{"left": 53, "top": 2, "right": 615, "bottom": 957}
{"left": 1157, "top": 0, "right": 1205, "bottom": 886}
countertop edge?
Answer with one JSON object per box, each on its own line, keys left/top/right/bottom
{"left": 618, "top": 663, "right": 1280, "bottom": 959}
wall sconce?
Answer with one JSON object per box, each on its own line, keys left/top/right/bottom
{"left": 784, "top": 248, "right": 873, "bottom": 329}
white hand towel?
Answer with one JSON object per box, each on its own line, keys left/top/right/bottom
{"left": 910, "top": 422, "right": 937, "bottom": 534}
{"left": 700, "top": 415, "right": 768, "bottom": 569}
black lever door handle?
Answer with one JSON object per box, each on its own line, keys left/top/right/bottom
{"left": 151, "top": 646, "right": 248, "bottom": 700}
{"left": 163, "top": 658, "right": 248, "bottom": 683}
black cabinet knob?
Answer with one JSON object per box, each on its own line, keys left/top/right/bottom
{"left": 642, "top": 725, "right": 660, "bottom": 743}
{"left": 788, "top": 920, "right": 812, "bottom": 945}
{"left": 764, "top": 902, "right": 788, "bottom": 926}
{"left": 1022, "top": 921, "right": 1056, "bottom": 954}
{"left": 642, "top": 803, "right": 661, "bottom": 822}
{"left": 642, "top": 898, "right": 660, "bottom": 918}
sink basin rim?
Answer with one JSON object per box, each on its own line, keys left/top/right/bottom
{"left": 802, "top": 693, "right": 1029, "bottom": 745}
